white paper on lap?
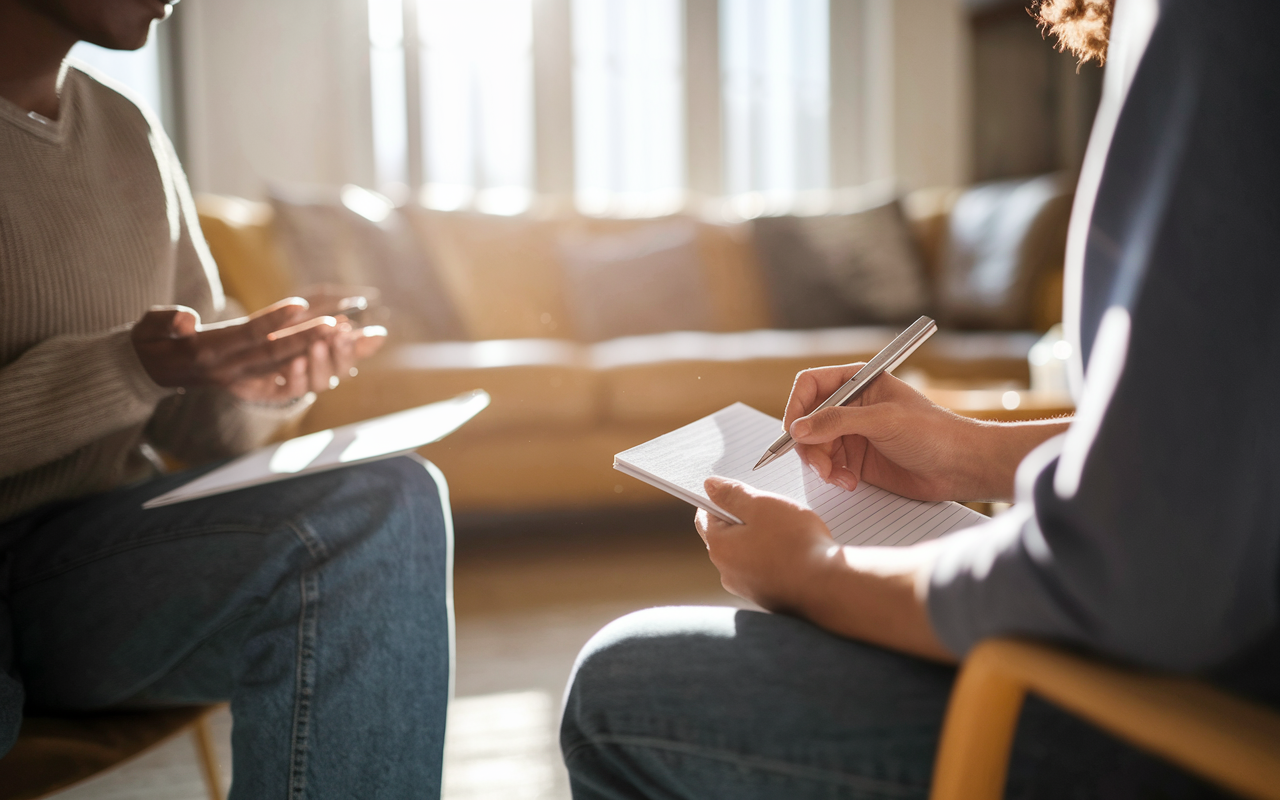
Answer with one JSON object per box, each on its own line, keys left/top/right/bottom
{"left": 144, "top": 390, "right": 490, "bottom": 509}
{"left": 614, "top": 403, "right": 983, "bottom": 546}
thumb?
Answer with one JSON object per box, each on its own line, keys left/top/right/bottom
{"left": 705, "top": 476, "right": 753, "bottom": 516}
{"left": 134, "top": 305, "right": 200, "bottom": 339}
{"left": 790, "top": 404, "right": 892, "bottom": 444}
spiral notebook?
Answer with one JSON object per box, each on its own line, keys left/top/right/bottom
{"left": 614, "top": 403, "right": 983, "bottom": 547}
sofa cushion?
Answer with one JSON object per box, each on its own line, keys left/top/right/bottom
{"left": 559, "top": 220, "right": 713, "bottom": 341}
{"left": 935, "top": 173, "right": 1072, "bottom": 330}
{"left": 268, "top": 185, "right": 466, "bottom": 341}
{"left": 196, "top": 195, "right": 295, "bottom": 314}
{"left": 752, "top": 200, "right": 931, "bottom": 329}
{"left": 407, "top": 208, "right": 574, "bottom": 341}
{"left": 300, "top": 339, "right": 599, "bottom": 436}
{"left": 593, "top": 327, "right": 1037, "bottom": 425}
{"left": 593, "top": 328, "right": 899, "bottom": 424}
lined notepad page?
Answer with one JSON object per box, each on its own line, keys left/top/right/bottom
{"left": 615, "top": 403, "right": 983, "bottom": 546}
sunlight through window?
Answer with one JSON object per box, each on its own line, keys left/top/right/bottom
{"left": 572, "top": 0, "right": 684, "bottom": 217}
{"left": 722, "top": 0, "right": 830, "bottom": 210}
{"left": 369, "top": 0, "right": 410, "bottom": 194}
{"left": 420, "top": 0, "right": 534, "bottom": 215}
{"left": 442, "top": 690, "right": 557, "bottom": 800}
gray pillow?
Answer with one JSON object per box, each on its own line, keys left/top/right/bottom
{"left": 935, "top": 172, "right": 1072, "bottom": 330}
{"left": 752, "top": 199, "right": 931, "bottom": 329}
{"left": 269, "top": 184, "right": 466, "bottom": 341}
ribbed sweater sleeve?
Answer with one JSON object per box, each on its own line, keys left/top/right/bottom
{"left": 0, "top": 63, "right": 304, "bottom": 519}
{"left": 140, "top": 118, "right": 310, "bottom": 463}
{"left": 0, "top": 327, "right": 172, "bottom": 480}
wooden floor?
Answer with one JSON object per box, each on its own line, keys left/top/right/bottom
{"left": 52, "top": 506, "right": 747, "bottom": 800}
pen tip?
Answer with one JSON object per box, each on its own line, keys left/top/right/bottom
{"left": 752, "top": 454, "right": 769, "bottom": 471}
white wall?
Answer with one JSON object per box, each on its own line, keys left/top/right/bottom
{"left": 892, "top": 0, "right": 972, "bottom": 190}
{"left": 179, "top": 0, "right": 374, "bottom": 197}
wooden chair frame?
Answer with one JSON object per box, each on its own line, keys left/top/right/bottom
{"left": 930, "top": 639, "right": 1280, "bottom": 800}
{"left": 0, "top": 704, "right": 225, "bottom": 800}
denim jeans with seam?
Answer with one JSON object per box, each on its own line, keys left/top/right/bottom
{"left": 0, "top": 454, "right": 453, "bottom": 798}
{"left": 561, "top": 606, "right": 1235, "bottom": 800}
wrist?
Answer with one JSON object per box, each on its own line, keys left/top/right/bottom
{"left": 802, "top": 544, "right": 956, "bottom": 662}
{"left": 968, "top": 419, "right": 1071, "bottom": 502}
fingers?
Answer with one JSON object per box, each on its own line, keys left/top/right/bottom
{"left": 790, "top": 404, "right": 894, "bottom": 446}
{"left": 352, "top": 326, "right": 388, "bottom": 361}
{"left": 782, "top": 363, "right": 867, "bottom": 429}
{"left": 307, "top": 338, "right": 337, "bottom": 393}
{"left": 217, "top": 316, "right": 337, "bottom": 382}
{"left": 133, "top": 305, "right": 201, "bottom": 341}
{"left": 704, "top": 476, "right": 793, "bottom": 524}
{"left": 694, "top": 509, "right": 712, "bottom": 547}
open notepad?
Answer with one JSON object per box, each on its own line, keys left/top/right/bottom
{"left": 615, "top": 403, "right": 983, "bottom": 547}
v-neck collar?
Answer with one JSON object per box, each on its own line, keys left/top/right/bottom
{"left": 0, "top": 62, "right": 77, "bottom": 145}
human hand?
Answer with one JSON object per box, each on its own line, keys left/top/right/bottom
{"left": 695, "top": 477, "right": 837, "bottom": 614}
{"left": 238, "top": 316, "right": 386, "bottom": 402}
{"left": 131, "top": 298, "right": 335, "bottom": 393}
{"left": 696, "top": 475, "right": 956, "bottom": 661}
{"left": 296, "top": 284, "right": 382, "bottom": 323}
{"left": 782, "top": 364, "right": 992, "bottom": 502}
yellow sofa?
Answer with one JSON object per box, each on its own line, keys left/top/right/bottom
{"left": 197, "top": 186, "right": 1067, "bottom": 513}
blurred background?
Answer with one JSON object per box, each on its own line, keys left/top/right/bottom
{"left": 61, "top": 2, "right": 1099, "bottom": 798}
{"left": 77, "top": 0, "right": 1098, "bottom": 211}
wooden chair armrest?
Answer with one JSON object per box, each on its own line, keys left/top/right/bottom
{"left": 930, "top": 638, "right": 1280, "bottom": 800}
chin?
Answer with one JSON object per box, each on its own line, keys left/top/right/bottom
{"left": 61, "top": 0, "right": 170, "bottom": 51}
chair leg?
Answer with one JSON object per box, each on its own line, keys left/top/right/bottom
{"left": 929, "top": 642, "right": 1028, "bottom": 800}
{"left": 191, "top": 714, "right": 226, "bottom": 800}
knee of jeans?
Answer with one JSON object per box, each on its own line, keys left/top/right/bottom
{"left": 295, "top": 455, "right": 452, "bottom": 564}
{"left": 562, "top": 607, "right": 737, "bottom": 740}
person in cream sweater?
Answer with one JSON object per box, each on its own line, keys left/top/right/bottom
{"left": 0, "top": 0, "right": 454, "bottom": 794}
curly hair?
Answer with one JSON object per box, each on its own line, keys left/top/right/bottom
{"left": 1032, "top": 0, "right": 1115, "bottom": 65}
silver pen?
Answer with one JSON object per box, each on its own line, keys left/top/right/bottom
{"left": 753, "top": 315, "right": 938, "bottom": 470}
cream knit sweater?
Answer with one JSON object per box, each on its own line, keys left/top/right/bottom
{"left": 0, "top": 63, "right": 304, "bottom": 523}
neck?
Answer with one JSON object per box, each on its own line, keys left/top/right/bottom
{"left": 0, "top": 2, "right": 78, "bottom": 119}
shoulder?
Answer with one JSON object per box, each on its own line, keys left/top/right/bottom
{"left": 62, "top": 60, "right": 166, "bottom": 141}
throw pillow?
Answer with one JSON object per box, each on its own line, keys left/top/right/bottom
{"left": 558, "top": 219, "right": 714, "bottom": 342}
{"left": 269, "top": 184, "right": 467, "bottom": 341}
{"left": 752, "top": 199, "right": 931, "bottom": 329}
{"left": 935, "top": 172, "right": 1072, "bottom": 330}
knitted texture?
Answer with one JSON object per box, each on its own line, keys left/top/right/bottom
{"left": 0, "top": 63, "right": 301, "bottom": 522}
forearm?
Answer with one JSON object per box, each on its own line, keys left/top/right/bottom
{"left": 960, "top": 417, "right": 1071, "bottom": 502}
{"left": 797, "top": 543, "right": 956, "bottom": 663}
{"left": 147, "top": 388, "right": 313, "bottom": 463}
{"left": 0, "top": 328, "right": 171, "bottom": 478}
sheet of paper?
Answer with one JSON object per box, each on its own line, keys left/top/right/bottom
{"left": 615, "top": 403, "right": 983, "bottom": 546}
{"left": 144, "top": 390, "right": 490, "bottom": 509}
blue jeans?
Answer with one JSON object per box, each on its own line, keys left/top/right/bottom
{"left": 0, "top": 455, "right": 453, "bottom": 798}
{"left": 561, "top": 607, "right": 1231, "bottom": 799}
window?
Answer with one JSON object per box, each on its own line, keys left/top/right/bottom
{"left": 571, "top": 0, "right": 684, "bottom": 216}
{"left": 721, "top": 0, "right": 830, "bottom": 209}
{"left": 419, "top": 0, "right": 534, "bottom": 214}
{"left": 368, "top": 0, "right": 534, "bottom": 213}
{"left": 368, "top": 0, "right": 410, "bottom": 192}
{"left": 367, "top": 0, "right": 857, "bottom": 218}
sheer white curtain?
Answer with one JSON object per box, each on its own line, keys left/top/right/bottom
{"left": 368, "top": 0, "right": 410, "bottom": 193}
{"left": 721, "top": 0, "right": 830, "bottom": 212}
{"left": 419, "top": 0, "right": 534, "bottom": 214}
{"left": 572, "top": 0, "right": 684, "bottom": 217}
{"left": 368, "top": 0, "right": 534, "bottom": 214}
